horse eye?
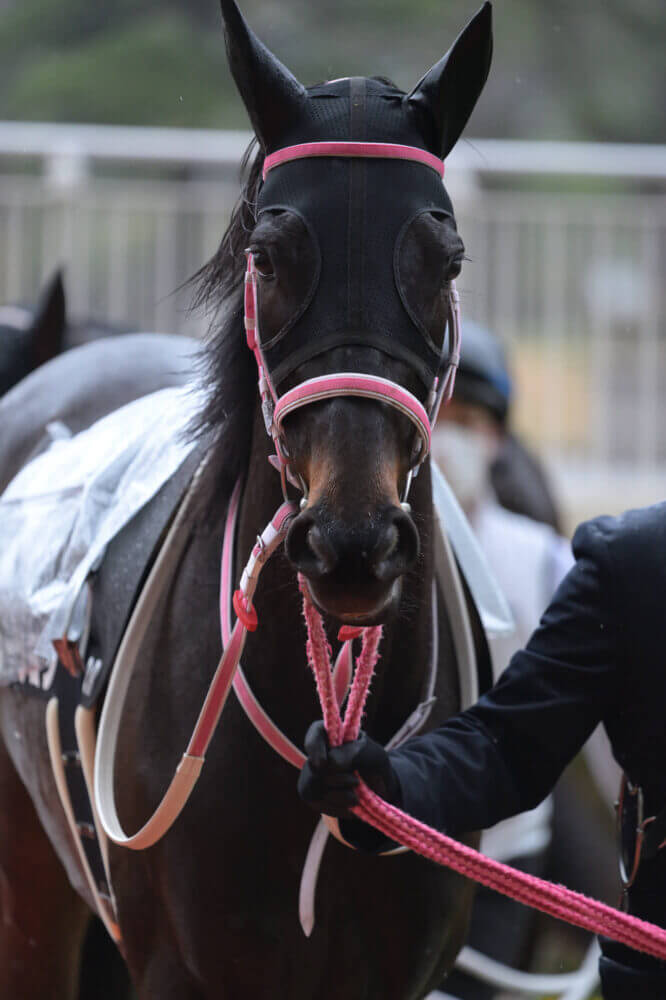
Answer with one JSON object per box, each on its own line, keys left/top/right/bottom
{"left": 250, "top": 248, "right": 275, "bottom": 280}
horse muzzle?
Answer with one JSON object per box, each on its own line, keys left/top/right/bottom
{"left": 285, "top": 504, "right": 419, "bottom": 622}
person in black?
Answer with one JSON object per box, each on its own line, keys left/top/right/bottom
{"left": 298, "top": 502, "right": 666, "bottom": 999}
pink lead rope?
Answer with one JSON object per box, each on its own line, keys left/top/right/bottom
{"left": 298, "top": 585, "right": 666, "bottom": 961}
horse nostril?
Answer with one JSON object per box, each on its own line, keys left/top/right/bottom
{"left": 287, "top": 507, "right": 418, "bottom": 585}
{"left": 285, "top": 514, "right": 338, "bottom": 578}
{"left": 371, "top": 523, "right": 400, "bottom": 570}
{"left": 307, "top": 524, "right": 338, "bottom": 573}
{"left": 371, "top": 510, "right": 419, "bottom": 581}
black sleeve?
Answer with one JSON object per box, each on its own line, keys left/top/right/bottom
{"left": 389, "top": 523, "right": 621, "bottom": 836}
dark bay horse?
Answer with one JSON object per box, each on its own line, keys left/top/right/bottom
{"left": 0, "top": 269, "right": 136, "bottom": 397}
{"left": 0, "top": 2, "right": 493, "bottom": 996}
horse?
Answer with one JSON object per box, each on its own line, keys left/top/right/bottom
{"left": 0, "top": 2, "right": 494, "bottom": 996}
{"left": 0, "top": 270, "right": 67, "bottom": 395}
{"left": 0, "top": 269, "right": 136, "bottom": 397}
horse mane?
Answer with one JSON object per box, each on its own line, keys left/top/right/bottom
{"left": 188, "top": 137, "right": 265, "bottom": 515}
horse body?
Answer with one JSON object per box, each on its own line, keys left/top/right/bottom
{"left": 0, "top": 343, "right": 475, "bottom": 998}
{"left": 114, "top": 486, "right": 475, "bottom": 999}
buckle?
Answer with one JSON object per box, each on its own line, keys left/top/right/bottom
{"left": 616, "top": 775, "right": 656, "bottom": 893}
{"left": 82, "top": 656, "right": 103, "bottom": 699}
{"left": 260, "top": 395, "right": 274, "bottom": 435}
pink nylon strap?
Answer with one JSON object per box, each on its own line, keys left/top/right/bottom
{"left": 219, "top": 478, "right": 354, "bottom": 770}
{"left": 185, "top": 488, "right": 297, "bottom": 760}
{"left": 263, "top": 142, "right": 445, "bottom": 181}
{"left": 274, "top": 373, "right": 431, "bottom": 463}
{"left": 245, "top": 255, "right": 278, "bottom": 408}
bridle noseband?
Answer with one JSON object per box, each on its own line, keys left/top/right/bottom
{"left": 244, "top": 140, "right": 461, "bottom": 503}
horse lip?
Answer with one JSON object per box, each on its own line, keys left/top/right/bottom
{"left": 305, "top": 578, "right": 402, "bottom": 625}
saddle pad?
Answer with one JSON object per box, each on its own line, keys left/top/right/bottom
{"left": 0, "top": 384, "right": 203, "bottom": 688}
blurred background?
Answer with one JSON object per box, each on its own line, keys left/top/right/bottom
{"left": 0, "top": 0, "right": 665, "bottom": 526}
{"left": 1, "top": 4, "right": 664, "bottom": 999}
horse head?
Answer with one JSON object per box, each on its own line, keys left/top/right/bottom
{"left": 220, "top": 0, "right": 492, "bottom": 624}
{"left": 0, "top": 270, "right": 66, "bottom": 395}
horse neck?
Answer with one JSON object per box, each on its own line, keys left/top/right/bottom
{"left": 234, "top": 402, "right": 436, "bottom": 748}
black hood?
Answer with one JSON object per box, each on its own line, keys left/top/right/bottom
{"left": 256, "top": 76, "right": 455, "bottom": 389}
{"left": 220, "top": 0, "right": 493, "bottom": 392}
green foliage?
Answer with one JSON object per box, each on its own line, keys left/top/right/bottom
{"left": 0, "top": 0, "right": 664, "bottom": 140}
{"left": 2, "top": 13, "right": 230, "bottom": 126}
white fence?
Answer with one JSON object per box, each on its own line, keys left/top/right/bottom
{"left": 1, "top": 123, "right": 665, "bottom": 522}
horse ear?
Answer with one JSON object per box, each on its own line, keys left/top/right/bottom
{"left": 29, "top": 269, "right": 66, "bottom": 367}
{"left": 219, "top": 0, "right": 306, "bottom": 151}
{"left": 407, "top": 2, "right": 493, "bottom": 158}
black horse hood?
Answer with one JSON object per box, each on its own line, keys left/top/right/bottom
{"left": 220, "top": 0, "right": 493, "bottom": 390}
{"left": 255, "top": 77, "right": 457, "bottom": 389}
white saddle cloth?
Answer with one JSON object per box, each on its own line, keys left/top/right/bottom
{"left": 0, "top": 385, "right": 202, "bottom": 687}
{"left": 0, "top": 385, "right": 512, "bottom": 689}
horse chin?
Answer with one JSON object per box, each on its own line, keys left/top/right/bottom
{"left": 304, "top": 578, "right": 403, "bottom": 626}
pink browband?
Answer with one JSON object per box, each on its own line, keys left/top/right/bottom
{"left": 263, "top": 142, "right": 445, "bottom": 181}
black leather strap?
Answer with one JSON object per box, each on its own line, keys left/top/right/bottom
{"left": 53, "top": 670, "right": 112, "bottom": 905}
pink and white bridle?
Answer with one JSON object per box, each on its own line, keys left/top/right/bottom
{"left": 244, "top": 140, "right": 461, "bottom": 503}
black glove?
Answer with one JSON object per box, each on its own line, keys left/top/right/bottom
{"left": 297, "top": 721, "right": 401, "bottom": 818}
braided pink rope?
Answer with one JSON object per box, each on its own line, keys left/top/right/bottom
{"left": 299, "top": 589, "right": 666, "bottom": 961}
{"left": 299, "top": 575, "right": 342, "bottom": 746}
{"left": 299, "top": 575, "right": 383, "bottom": 745}
{"left": 353, "top": 784, "right": 666, "bottom": 960}
{"left": 341, "top": 626, "right": 383, "bottom": 742}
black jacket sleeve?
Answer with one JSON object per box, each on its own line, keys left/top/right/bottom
{"left": 388, "top": 521, "right": 622, "bottom": 836}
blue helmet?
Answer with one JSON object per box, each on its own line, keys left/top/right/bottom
{"left": 454, "top": 321, "right": 512, "bottom": 424}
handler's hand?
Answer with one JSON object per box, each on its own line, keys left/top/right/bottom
{"left": 297, "top": 721, "right": 400, "bottom": 818}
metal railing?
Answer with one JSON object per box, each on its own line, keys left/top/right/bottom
{"left": 1, "top": 122, "right": 665, "bottom": 520}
